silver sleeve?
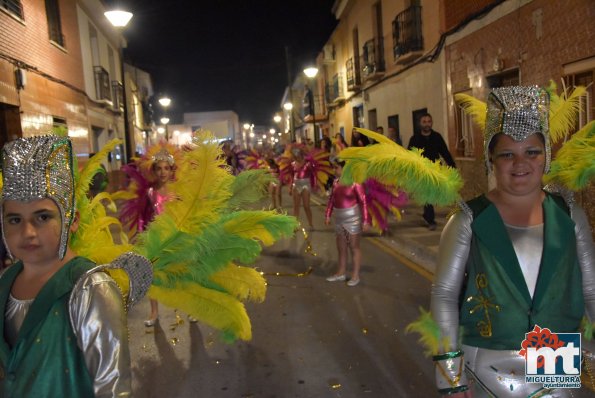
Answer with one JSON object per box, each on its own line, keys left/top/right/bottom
{"left": 573, "top": 205, "right": 595, "bottom": 321}
{"left": 70, "top": 272, "right": 131, "bottom": 398}
{"left": 430, "top": 211, "right": 473, "bottom": 352}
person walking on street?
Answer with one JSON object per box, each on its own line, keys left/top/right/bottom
{"left": 407, "top": 113, "right": 456, "bottom": 230}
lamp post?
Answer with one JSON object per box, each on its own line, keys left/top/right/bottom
{"left": 105, "top": 8, "right": 133, "bottom": 163}
{"left": 303, "top": 66, "right": 319, "bottom": 145}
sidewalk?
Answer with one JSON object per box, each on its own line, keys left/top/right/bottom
{"left": 312, "top": 192, "right": 448, "bottom": 276}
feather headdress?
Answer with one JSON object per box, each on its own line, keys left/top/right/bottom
{"left": 138, "top": 141, "right": 181, "bottom": 183}
{"left": 339, "top": 128, "right": 463, "bottom": 206}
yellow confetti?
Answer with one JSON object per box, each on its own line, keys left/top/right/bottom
{"left": 330, "top": 384, "right": 342, "bottom": 390}
{"left": 362, "top": 328, "right": 368, "bottom": 335}
{"left": 170, "top": 337, "right": 179, "bottom": 345}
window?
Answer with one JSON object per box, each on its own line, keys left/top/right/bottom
{"left": 454, "top": 97, "right": 475, "bottom": 158}
{"left": 565, "top": 71, "right": 594, "bottom": 129}
{"left": 1, "top": 0, "right": 23, "bottom": 19}
{"left": 45, "top": 0, "right": 65, "bottom": 47}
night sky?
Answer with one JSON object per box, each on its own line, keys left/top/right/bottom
{"left": 105, "top": 0, "right": 338, "bottom": 125}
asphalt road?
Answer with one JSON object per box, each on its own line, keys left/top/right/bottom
{"left": 127, "top": 193, "right": 436, "bottom": 397}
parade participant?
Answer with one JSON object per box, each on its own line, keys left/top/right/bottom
{"left": 325, "top": 161, "right": 369, "bottom": 286}
{"left": 266, "top": 157, "right": 282, "bottom": 210}
{"left": 408, "top": 113, "right": 456, "bottom": 230}
{"left": 351, "top": 127, "right": 370, "bottom": 147}
{"left": 334, "top": 133, "right": 348, "bottom": 155}
{"left": 0, "top": 135, "right": 150, "bottom": 397}
{"left": 142, "top": 146, "right": 176, "bottom": 326}
{"left": 290, "top": 147, "right": 315, "bottom": 229}
{"left": 430, "top": 86, "right": 595, "bottom": 397}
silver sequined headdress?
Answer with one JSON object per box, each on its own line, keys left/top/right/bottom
{"left": 484, "top": 86, "right": 550, "bottom": 172}
{"left": 1, "top": 135, "right": 75, "bottom": 259}
{"left": 151, "top": 148, "right": 175, "bottom": 166}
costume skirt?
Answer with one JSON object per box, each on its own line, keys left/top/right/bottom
{"left": 462, "top": 344, "right": 587, "bottom": 397}
{"left": 334, "top": 205, "right": 362, "bottom": 235}
{"left": 293, "top": 178, "right": 311, "bottom": 193}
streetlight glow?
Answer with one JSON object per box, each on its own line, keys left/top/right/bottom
{"left": 269, "top": 128, "right": 275, "bottom": 134}
{"left": 249, "top": 132, "right": 255, "bottom": 138}
{"left": 160, "top": 117, "right": 170, "bottom": 125}
{"left": 243, "top": 123, "right": 251, "bottom": 130}
{"left": 303, "top": 66, "right": 319, "bottom": 78}
{"left": 104, "top": 11, "right": 133, "bottom": 27}
{"left": 262, "top": 134, "right": 267, "bottom": 139}
{"left": 283, "top": 102, "right": 293, "bottom": 110}
{"left": 157, "top": 127, "right": 165, "bottom": 134}
{"left": 158, "top": 97, "right": 171, "bottom": 107}
{"left": 273, "top": 115, "right": 282, "bottom": 123}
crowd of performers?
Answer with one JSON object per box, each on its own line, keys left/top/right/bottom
{"left": 0, "top": 82, "right": 594, "bottom": 397}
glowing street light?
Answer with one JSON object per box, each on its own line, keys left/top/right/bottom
{"left": 158, "top": 97, "right": 171, "bottom": 107}
{"left": 249, "top": 132, "right": 255, "bottom": 138}
{"left": 160, "top": 117, "right": 170, "bottom": 125}
{"left": 243, "top": 123, "right": 251, "bottom": 130}
{"left": 283, "top": 102, "right": 293, "bottom": 111}
{"left": 262, "top": 134, "right": 267, "bottom": 139}
{"left": 104, "top": 10, "right": 133, "bottom": 27}
{"left": 269, "top": 128, "right": 275, "bottom": 134}
{"left": 303, "top": 66, "right": 319, "bottom": 78}
{"left": 273, "top": 115, "right": 282, "bottom": 123}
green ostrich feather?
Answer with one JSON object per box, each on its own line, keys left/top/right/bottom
{"left": 405, "top": 308, "right": 451, "bottom": 357}
{"left": 339, "top": 128, "right": 463, "bottom": 206}
{"left": 544, "top": 121, "right": 595, "bottom": 190}
{"left": 227, "top": 169, "right": 275, "bottom": 210}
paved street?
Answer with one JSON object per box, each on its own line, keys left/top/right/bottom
{"left": 127, "top": 192, "right": 438, "bottom": 397}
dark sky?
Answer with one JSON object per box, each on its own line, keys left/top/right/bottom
{"left": 105, "top": 1, "right": 338, "bottom": 125}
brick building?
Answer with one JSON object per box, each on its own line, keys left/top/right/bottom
{"left": 0, "top": 0, "right": 131, "bottom": 171}
{"left": 443, "top": 0, "right": 595, "bottom": 223}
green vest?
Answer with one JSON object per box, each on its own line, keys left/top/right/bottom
{"left": 460, "top": 193, "right": 584, "bottom": 350}
{"left": 0, "top": 257, "right": 96, "bottom": 398}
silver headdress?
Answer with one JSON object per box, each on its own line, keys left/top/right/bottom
{"left": 152, "top": 147, "right": 175, "bottom": 166}
{"left": 1, "top": 135, "right": 75, "bottom": 259}
{"left": 484, "top": 86, "right": 550, "bottom": 172}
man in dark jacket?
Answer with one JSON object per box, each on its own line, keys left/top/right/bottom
{"left": 407, "top": 113, "right": 456, "bottom": 230}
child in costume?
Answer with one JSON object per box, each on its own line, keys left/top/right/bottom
{"left": 430, "top": 86, "right": 595, "bottom": 397}
{"left": 142, "top": 146, "right": 176, "bottom": 326}
{"left": 0, "top": 135, "right": 150, "bottom": 397}
{"left": 324, "top": 161, "right": 369, "bottom": 286}
{"left": 290, "top": 147, "right": 315, "bottom": 229}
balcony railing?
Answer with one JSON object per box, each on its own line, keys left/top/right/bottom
{"left": 111, "top": 81, "right": 124, "bottom": 112}
{"left": 392, "top": 5, "right": 424, "bottom": 62}
{"left": 362, "top": 37, "right": 385, "bottom": 79}
{"left": 346, "top": 58, "right": 361, "bottom": 91}
{"left": 94, "top": 66, "right": 112, "bottom": 102}
{"left": 327, "top": 73, "right": 345, "bottom": 103}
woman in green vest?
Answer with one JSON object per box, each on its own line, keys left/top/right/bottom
{"left": 431, "top": 86, "right": 595, "bottom": 397}
{"left": 0, "top": 135, "right": 144, "bottom": 397}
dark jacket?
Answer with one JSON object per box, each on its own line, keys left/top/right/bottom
{"left": 407, "top": 130, "right": 456, "bottom": 167}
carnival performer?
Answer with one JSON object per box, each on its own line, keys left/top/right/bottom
{"left": 290, "top": 147, "right": 315, "bottom": 229}
{"left": 0, "top": 135, "right": 151, "bottom": 397}
{"left": 428, "top": 86, "right": 595, "bottom": 397}
{"left": 325, "top": 161, "right": 369, "bottom": 286}
{"left": 266, "top": 157, "right": 282, "bottom": 210}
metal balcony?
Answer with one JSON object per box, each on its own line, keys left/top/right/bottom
{"left": 93, "top": 66, "right": 112, "bottom": 103}
{"left": 346, "top": 58, "right": 361, "bottom": 91}
{"left": 393, "top": 5, "right": 424, "bottom": 64}
{"left": 111, "top": 81, "right": 124, "bottom": 112}
{"left": 362, "top": 37, "right": 385, "bottom": 80}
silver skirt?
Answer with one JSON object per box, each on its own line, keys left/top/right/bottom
{"left": 293, "top": 178, "right": 311, "bottom": 193}
{"left": 334, "top": 205, "right": 362, "bottom": 235}
{"left": 463, "top": 345, "right": 589, "bottom": 397}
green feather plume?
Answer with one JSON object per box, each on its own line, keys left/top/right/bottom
{"left": 581, "top": 316, "right": 595, "bottom": 341}
{"left": 405, "top": 308, "right": 452, "bottom": 356}
{"left": 227, "top": 169, "right": 275, "bottom": 210}
{"left": 546, "top": 80, "right": 587, "bottom": 144}
{"left": 339, "top": 128, "right": 463, "bottom": 206}
{"left": 544, "top": 120, "right": 595, "bottom": 190}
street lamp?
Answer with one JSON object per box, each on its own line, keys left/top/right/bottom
{"left": 158, "top": 96, "right": 171, "bottom": 107}
{"left": 105, "top": 7, "right": 133, "bottom": 162}
{"left": 303, "top": 66, "right": 319, "bottom": 145}
{"left": 273, "top": 114, "right": 282, "bottom": 123}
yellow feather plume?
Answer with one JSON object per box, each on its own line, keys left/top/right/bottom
{"left": 547, "top": 80, "right": 587, "bottom": 144}
{"left": 75, "top": 139, "right": 121, "bottom": 201}
{"left": 148, "top": 283, "right": 252, "bottom": 341}
{"left": 454, "top": 93, "right": 487, "bottom": 129}
{"left": 340, "top": 128, "right": 463, "bottom": 206}
{"left": 223, "top": 211, "right": 298, "bottom": 246}
{"left": 209, "top": 263, "right": 267, "bottom": 302}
